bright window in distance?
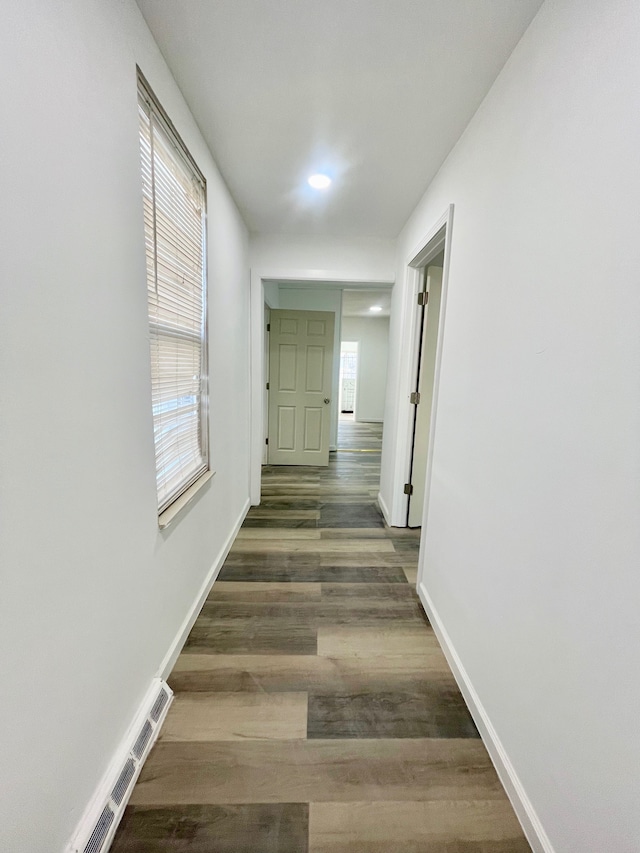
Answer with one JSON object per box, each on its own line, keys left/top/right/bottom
{"left": 138, "top": 70, "right": 209, "bottom": 515}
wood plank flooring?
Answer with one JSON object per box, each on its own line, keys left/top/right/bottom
{"left": 111, "top": 420, "right": 530, "bottom": 852}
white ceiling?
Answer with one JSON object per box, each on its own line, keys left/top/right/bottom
{"left": 342, "top": 289, "right": 392, "bottom": 318}
{"left": 136, "top": 0, "right": 543, "bottom": 238}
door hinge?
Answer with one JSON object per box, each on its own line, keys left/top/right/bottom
{"left": 266, "top": 381, "right": 270, "bottom": 390}
{"left": 410, "top": 391, "right": 420, "bottom": 405}
{"left": 265, "top": 437, "right": 269, "bottom": 445}
{"left": 404, "top": 483, "right": 414, "bottom": 496}
{"left": 417, "top": 291, "right": 429, "bottom": 306}
{"left": 266, "top": 323, "right": 271, "bottom": 332}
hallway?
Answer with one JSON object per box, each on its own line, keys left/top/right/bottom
{"left": 112, "top": 423, "right": 529, "bottom": 851}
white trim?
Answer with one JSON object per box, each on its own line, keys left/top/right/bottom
{"left": 158, "top": 496, "right": 251, "bottom": 678}
{"left": 396, "top": 265, "right": 423, "bottom": 523}
{"left": 251, "top": 270, "right": 266, "bottom": 503}
{"left": 377, "top": 491, "right": 391, "bottom": 526}
{"left": 389, "top": 204, "right": 454, "bottom": 527}
{"left": 417, "top": 581, "right": 555, "bottom": 853}
{"left": 414, "top": 217, "right": 454, "bottom": 539}
{"left": 158, "top": 469, "right": 214, "bottom": 529}
{"left": 66, "top": 678, "right": 172, "bottom": 853}
{"left": 250, "top": 269, "right": 394, "bottom": 505}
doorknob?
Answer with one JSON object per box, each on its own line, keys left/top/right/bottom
{"left": 324, "top": 398, "right": 330, "bottom": 404}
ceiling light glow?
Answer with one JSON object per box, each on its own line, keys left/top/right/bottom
{"left": 308, "top": 173, "right": 332, "bottom": 189}
{"left": 369, "top": 305, "right": 383, "bottom": 312}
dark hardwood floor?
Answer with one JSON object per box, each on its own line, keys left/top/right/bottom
{"left": 111, "top": 419, "right": 530, "bottom": 852}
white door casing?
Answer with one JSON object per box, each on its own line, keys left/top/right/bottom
{"left": 268, "top": 309, "right": 335, "bottom": 465}
{"left": 408, "top": 265, "right": 443, "bottom": 527}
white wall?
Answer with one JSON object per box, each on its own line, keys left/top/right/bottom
{"left": 250, "top": 233, "right": 396, "bottom": 281}
{"left": 381, "top": 0, "right": 640, "bottom": 850}
{"left": 277, "top": 287, "right": 343, "bottom": 449}
{"left": 341, "top": 317, "right": 390, "bottom": 422}
{"left": 0, "top": 2, "right": 250, "bottom": 851}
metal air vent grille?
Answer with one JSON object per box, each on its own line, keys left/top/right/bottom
{"left": 150, "top": 686, "right": 170, "bottom": 722}
{"left": 111, "top": 758, "right": 136, "bottom": 806}
{"left": 67, "top": 679, "right": 173, "bottom": 853}
{"left": 132, "top": 720, "right": 153, "bottom": 759}
{"left": 83, "top": 805, "right": 114, "bottom": 853}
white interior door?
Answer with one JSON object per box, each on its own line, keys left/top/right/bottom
{"left": 408, "top": 265, "right": 443, "bottom": 527}
{"left": 268, "top": 309, "right": 335, "bottom": 465}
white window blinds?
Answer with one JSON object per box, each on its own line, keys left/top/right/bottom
{"left": 138, "top": 75, "right": 209, "bottom": 514}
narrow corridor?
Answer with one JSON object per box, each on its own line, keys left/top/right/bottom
{"left": 112, "top": 422, "right": 529, "bottom": 851}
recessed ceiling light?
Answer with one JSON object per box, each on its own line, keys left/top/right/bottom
{"left": 308, "top": 173, "right": 332, "bottom": 189}
{"left": 369, "top": 305, "right": 383, "bottom": 312}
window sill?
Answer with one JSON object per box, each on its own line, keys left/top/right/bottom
{"left": 158, "top": 470, "right": 214, "bottom": 529}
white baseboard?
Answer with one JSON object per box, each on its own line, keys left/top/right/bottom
{"left": 158, "top": 497, "right": 251, "bottom": 679}
{"left": 330, "top": 444, "right": 337, "bottom": 452}
{"left": 417, "top": 581, "right": 555, "bottom": 853}
{"left": 378, "top": 490, "right": 406, "bottom": 528}
{"left": 377, "top": 491, "right": 391, "bottom": 526}
{"left": 66, "top": 679, "right": 172, "bottom": 853}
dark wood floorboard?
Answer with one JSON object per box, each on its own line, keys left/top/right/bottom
{"left": 307, "top": 689, "right": 480, "bottom": 739}
{"left": 218, "top": 564, "right": 408, "bottom": 583}
{"left": 112, "top": 419, "right": 531, "bottom": 852}
{"left": 198, "top": 599, "right": 427, "bottom": 624}
{"left": 168, "top": 655, "right": 459, "bottom": 695}
{"left": 111, "top": 803, "right": 308, "bottom": 853}
{"left": 183, "top": 621, "right": 318, "bottom": 655}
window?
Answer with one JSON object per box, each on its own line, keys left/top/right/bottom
{"left": 138, "top": 71, "right": 209, "bottom": 516}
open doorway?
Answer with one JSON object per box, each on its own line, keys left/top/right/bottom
{"left": 249, "top": 275, "right": 394, "bottom": 505}
{"left": 338, "top": 289, "right": 391, "bottom": 453}
{"left": 339, "top": 341, "right": 358, "bottom": 417}
{"left": 398, "top": 206, "right": 452, "bottom": 532}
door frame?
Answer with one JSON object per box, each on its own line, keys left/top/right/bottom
{"left": 406, "top": 264, "right": 443, "bottom": 527}
{"left": 250, "top": 269, "right": 394, "bottom": 505}
{"left": 338, "top": 340, "right": 359, "bottom": 418}
{"left": 389, "top": 204, "right": 454, "bottom": 528}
